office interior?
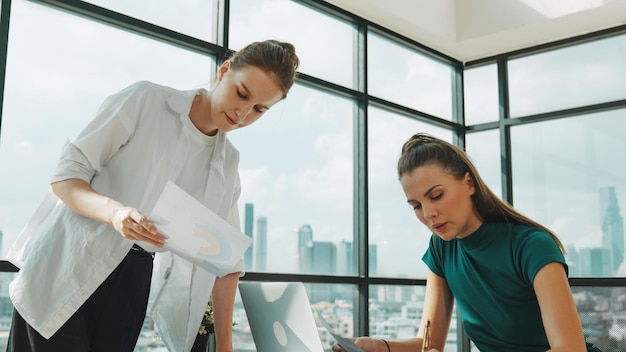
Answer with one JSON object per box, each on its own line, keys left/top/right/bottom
{"left": 0, "top": 0, "right": 625, "bottom": 351}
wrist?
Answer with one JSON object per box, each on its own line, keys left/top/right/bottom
{"left": 381, "top": 339, "right": 390, "bottom": 352}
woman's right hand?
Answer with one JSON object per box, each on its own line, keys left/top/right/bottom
{"left": 51, "top": 178, "right": 166, "bottom": 247}
{"left": 111, "top": 206, "right": 165, "bottom": 247}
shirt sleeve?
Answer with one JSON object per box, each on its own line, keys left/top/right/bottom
{"left": 516, "top": 228, "right": 567, "bottom": 284}
{"left": 422, "top": 234, "right": 446, "bottom": 278}
{"left": 51, "top": 81, "right": 152, "bottom": 184}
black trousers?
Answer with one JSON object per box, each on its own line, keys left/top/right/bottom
{"left": 7, "top": 247, "right": 154, "bottom": 352}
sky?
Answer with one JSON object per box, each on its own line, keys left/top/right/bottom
{"left": 1, "top": 0, "right": 625, "bottom": 278}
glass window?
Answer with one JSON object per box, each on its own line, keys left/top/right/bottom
{"left": 0, "top": 1, "right": 214, "bottom": 260}
{"left": 229, "top": 0, "right": 355, "bottom": 89}
{"left": 369, "top": 285, "right": 460, "bottom": 352}
{"left": 367, "top": 107, "right": 453, "bottom": 278}
{"left": 465, "top": 130, "right": 502, "bottom": 199}
{"left": 368, "top": 32, "right": 454, "bottom": 121}
{"left": 369, "top": 285, "right": 423, "bottom": 340}
{"left": 508, "top": 33, "right": 626, "bottom": 117}
{"left": 0, "top": 272, "right": 16, "bottom": 350}
{"left": 511, "top": 109, "right": 626, "bottom": 278}
{"left": 572, "top": 286, "right": 626, "bottom": 350}
{"left": 229, "top": 84, "right": 354, "bottom": 275}
{"left": 82, "top": 0, "right": 217, "bottom": 41}
{"left": 464, "top": 64, "right": 499, "bottom": 125}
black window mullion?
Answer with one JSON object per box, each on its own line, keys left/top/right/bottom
{"left": 0, "top": 0, "right": 12, "bottom": 138}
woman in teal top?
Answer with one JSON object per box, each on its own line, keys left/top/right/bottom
{"left": 333, "top": 133, "right": 601, "bottom": 352}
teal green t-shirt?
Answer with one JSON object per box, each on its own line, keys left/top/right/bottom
{"left": 422, "top": 222, "right": 567, "bottom": 352}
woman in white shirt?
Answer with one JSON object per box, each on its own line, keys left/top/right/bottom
{"left": 6, "top": 39, "right": 299, "bottom": 352}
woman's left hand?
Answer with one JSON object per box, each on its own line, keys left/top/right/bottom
{"left": 331, "top": 337, "right": 378, "bottom": 352}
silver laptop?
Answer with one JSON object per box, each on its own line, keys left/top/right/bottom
{"left": 238, "top": 281, "right": 326, "bottom": 352}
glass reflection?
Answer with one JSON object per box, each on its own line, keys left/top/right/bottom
{"left": 367, "top": 107, "right": 453, "bottom": 278}
{"left": 229, "top": 0, "right": 355, "bottom": 89}
{"left": 465, "top": 130, "right": 502, "bottom": 199}
{"left": 511, "top": 109, "right": 626, "bottom": 278}
{"left": 508, "top": 33, "right": 626, "bottom": 117}
{"left": 368, "top": 32, "right": 454, "bottom": 121}
{"left": 464, "top": 64, "right": 499, "bottom": 125}
{"left": 82, "top": 0, "right": 217, "bottom": 41}
{"left": 229, "top": 84, "right": 354, "bottom": 275}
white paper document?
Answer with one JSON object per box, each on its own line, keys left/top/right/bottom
{"left": 317, "top": 310, "right": 365, "bottom": 352}
{"left": 147, "top": 181, "right": 252, "bottom": 276}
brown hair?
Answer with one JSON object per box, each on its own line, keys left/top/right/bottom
{"left": 397, "top": 133, "right": 565, "bottom": 253}
{"left": 228, "top": 40, "right": 300, "bottom": 98}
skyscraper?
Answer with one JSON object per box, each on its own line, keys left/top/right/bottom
{"left": 254, "top": 216, "right": 267, "bottom": 271}
{"left": 579, "top": 247, "right": 611, "bottom": 277}
{"left": 336, "top": 240, "right": 352, "bottom": 275}
{"left": 600, "top": 186, "right": 625, "bottom": 273}
{"left": 296, "top": 225, "right": 339, "bottom": 302}
{"left": 335, "top": 240, "right": 354, "bottom": 301}
{"left": 312, "top": 241, "right": 336, "bottom": 274}
{"left": 565, "top": 244, "right": 580, "bottom": 277}
{"left": 310, "top": 240, "right": 336, "bottom": 302}
{"left": 244, "top": 203, "right": 254, "bottom": 271}
{"left": 298, "top": 224, "right": 314, "bottom": 273}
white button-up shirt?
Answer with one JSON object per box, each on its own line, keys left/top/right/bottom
{"left": 7, "top": 81, "right": 244, "bottom": 351}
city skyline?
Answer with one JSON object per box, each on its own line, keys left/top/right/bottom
{"left": 239, "top": 185, "right": 626, "bottom": 279}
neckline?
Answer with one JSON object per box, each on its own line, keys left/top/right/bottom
{"left": 181, "top": 111, "right": 217, "bottom": 146}
{"left": 458, "top": 222, "right": 497, "bottom": 250}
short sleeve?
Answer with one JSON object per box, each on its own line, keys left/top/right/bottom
{"left": 516, "top": 228, "right": 567, "bottom": 284}
{"left": 422, "top": 234, "right": 445, "bottom": 278}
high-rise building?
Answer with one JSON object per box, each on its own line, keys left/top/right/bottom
{"left": 579, "top": 247, "right": 611, "bottom": 277}
{"left": 298, "top": 224, "right": 314, "bottom": 273}
{"left": 310, "top": 241, "right": 336, "bottom": 302}
{"left": 335, "top": 241, "right": 378, "bottom": 276}
{"left": 335, "top": 240, "right": 354, "bottom": 301}
{"left": 243, "top": 203, "right": 254, "bottom": 271}
{"left": 599, "top": 186, "right": 625, "bottom": 274}
{"left": 312, "top": 241, "right": 336, "bottom": 274}
{"left": 296, "top": 225, "right": 339, "bottom": 302}
{"left": 254, "top": 216, "right": 267, "bottom": 272}
{"left": 566, "top": 244, "right": 580, "bottom": 277}
{"left": 336, "top": 240, "right": 352, "bottom": 275}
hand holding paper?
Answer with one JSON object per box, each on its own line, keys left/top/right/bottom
{"left": 146, "top": 181, "right": 252, "bottom": 276}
